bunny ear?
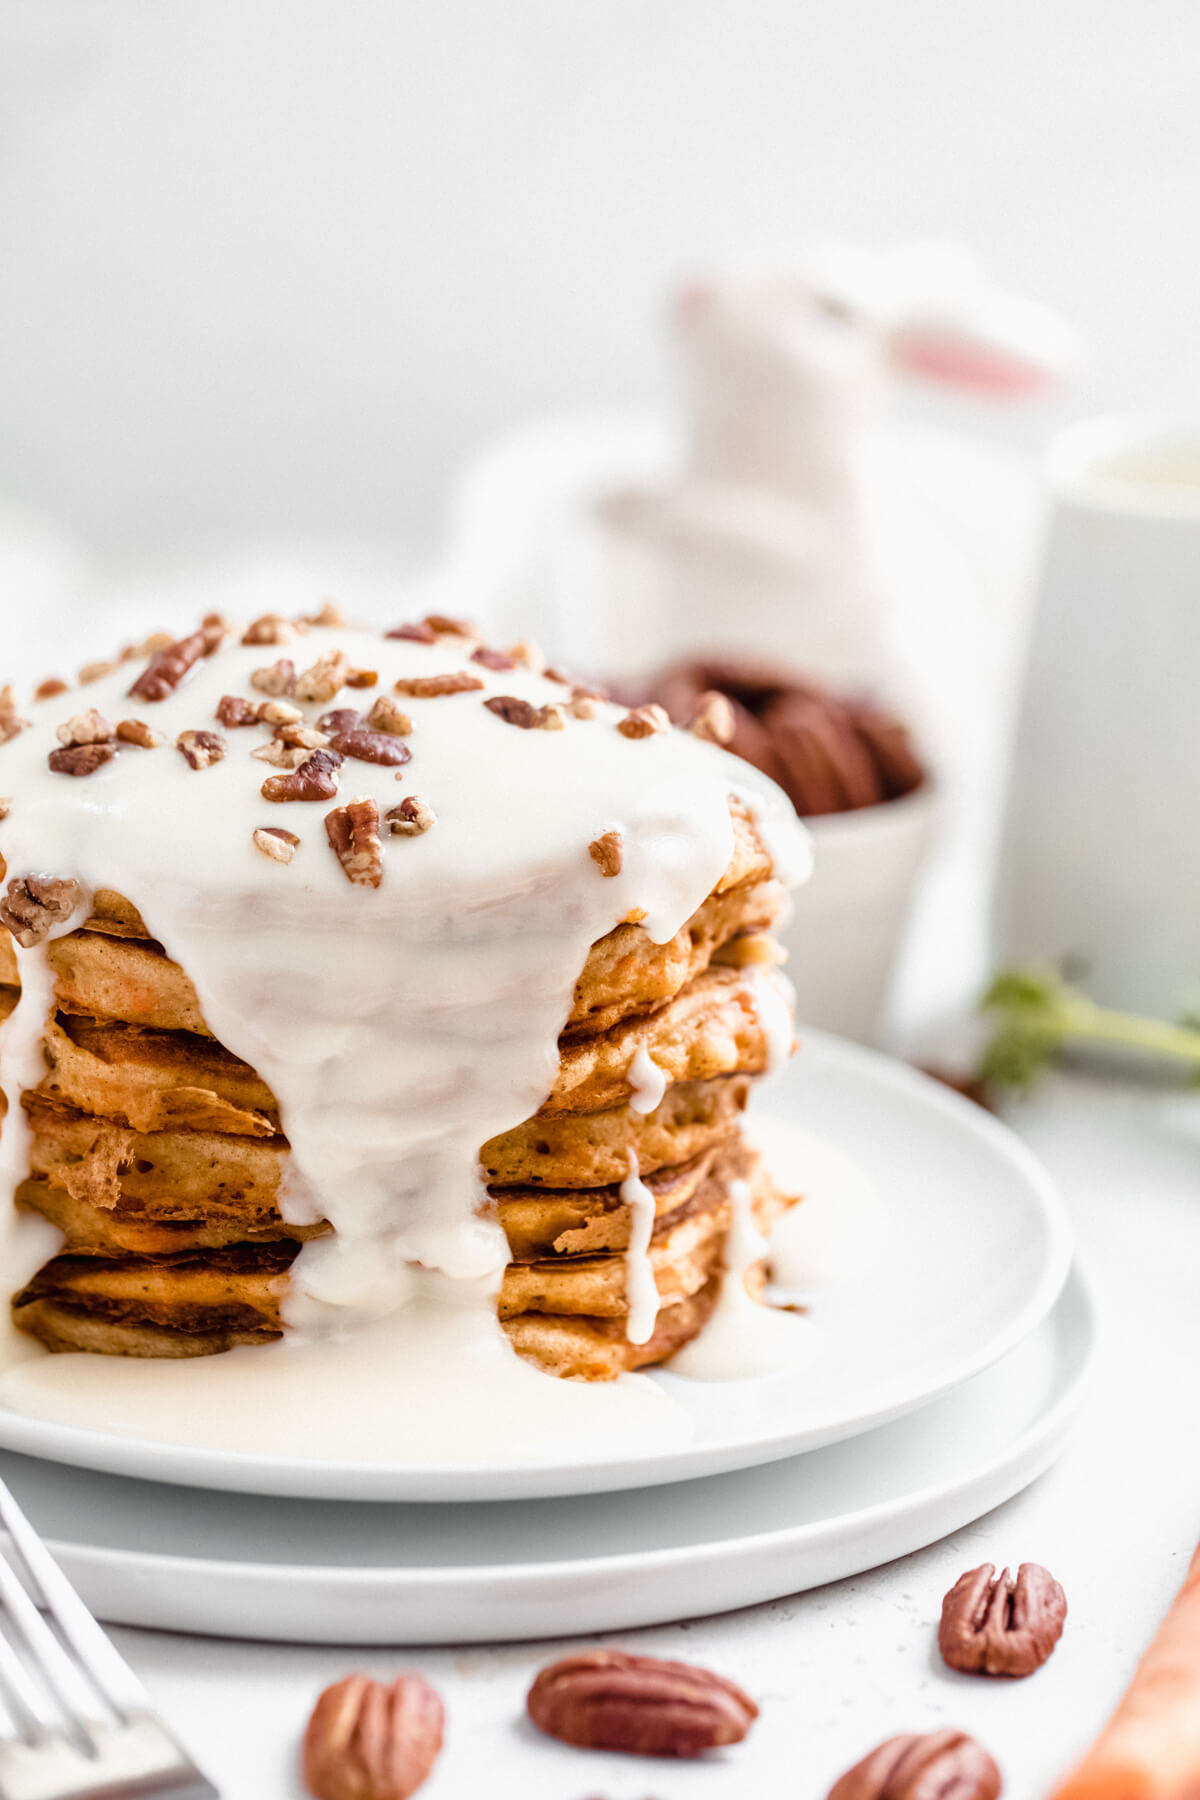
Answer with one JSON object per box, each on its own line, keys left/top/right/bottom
{"left": 889, "top": 295, "right": 1082, "bottom": 398}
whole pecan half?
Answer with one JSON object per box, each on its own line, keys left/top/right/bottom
{"left": 127, "top": 621, "right": 221, "bottom": 702}
{"left": 827, "top": 1728, "right": 1002, "bottom": 1800}
{"left": 938, "top": 1562, "right": 1066, "bottom": 1678}
{"left": 261, "top": 749, "right": 343, "bottom": 803}
{"left": 526, "top": 1650, "right": 757, "bottom": 1758}
{"left": 303, "top": 1672, "right": 444, "bottom": 1800}
{"left": 0, "top": 875, "right": 83, "bottom": 947}
{"left": 326, "top": 797, "right": 384, "bottom": 886}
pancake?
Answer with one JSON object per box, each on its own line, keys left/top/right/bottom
{"left": 13, "top": 1150, "right": 782, "bottom": 1379}
{"left": 4, "top": 616, "right": 808, "bottom": 1384}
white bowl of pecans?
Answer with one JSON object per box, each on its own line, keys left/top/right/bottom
{"left": 650, "top": 659, "right": 937, "bottom": 1043}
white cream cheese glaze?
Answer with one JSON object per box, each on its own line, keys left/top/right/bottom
{"left": 619, "top": 1150, "right": 661, "bottom": 1347}
{"left": 667, "top": 1175, "right": 817, "bottom": 1382}
{"left": 0, "top": 615, "right": 811, "bottom": 1457}
{"left": 626, "top": 1040, "right": 667, "bottom": 1116}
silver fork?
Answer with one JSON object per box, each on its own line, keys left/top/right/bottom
{"left": 0, "top": 1477, "right": 217, "bottom": 1800}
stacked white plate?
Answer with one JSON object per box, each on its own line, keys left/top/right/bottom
{"left": 0, "top": 1034, "right": 1092, "bottom": 1645}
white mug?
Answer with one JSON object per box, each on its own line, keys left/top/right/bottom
{"left": 995, "top": 415, "right": 1200, "bottom": 1017}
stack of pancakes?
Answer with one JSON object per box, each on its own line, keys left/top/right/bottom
{"left": 6, "top": 804, "right": 796, "bottom": 1380}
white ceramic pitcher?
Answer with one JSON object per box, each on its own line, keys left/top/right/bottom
{"left": 995, "top": 415, "right": 1200, "bottom": 1018}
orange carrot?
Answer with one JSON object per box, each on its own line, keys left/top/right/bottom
{"left": 1051, "top": 1537, "right": 1200, "bottom": 1799}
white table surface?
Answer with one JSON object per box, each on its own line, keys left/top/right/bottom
{"left": 98, "top": 1068, "right": 1198, "bottom": 1800}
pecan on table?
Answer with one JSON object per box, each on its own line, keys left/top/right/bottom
{"left": 938, "top": 1561, "right": 1067, "bottom": 1677}
{"left": 527, "top": 1649, "right": 757, "bottom": 1758}
{"left": 303, "top": 1672, "right": 444, "bottom": 1800}
{"left": 827, "top": 1728, "right": 1002, "bottom": 1800}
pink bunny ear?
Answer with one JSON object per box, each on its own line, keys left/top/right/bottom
{"left": 891, "top": 326, "right": 1065, "bottom": 396}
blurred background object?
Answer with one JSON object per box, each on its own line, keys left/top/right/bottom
{"left": 2, "top": 0, "right": 1198, "bottom": 1046}
{"left": 1, "top": 0, "right": 1197, "bottom": 570}
{"left": 996, "top": 415, "right": 1200, "bottom": 1022}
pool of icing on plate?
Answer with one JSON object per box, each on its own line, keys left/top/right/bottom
{"left": 0, "top": 623, "right": 825, "bottom": 1462}
{"left": 0, "top": 1111, "right": 879, "bottom": 1458}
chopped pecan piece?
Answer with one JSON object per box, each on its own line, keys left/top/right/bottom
{"left": 115, "top": 718, "right": 163, "bottom": 749}
{"left": 252, "top": 826, "right": 300, "bottom": 864}
{"left": 295, "top": 650, "right": 351, "bottom": 704}
{"left": 687, "top": 690, "right": 735, "bottom": 746}
{"left": 315, "top": 708, "right": 360, "bottom": 735}
{"left": 215, "top": 695, "right": 260, "bottom": 728}
{"left": 0, "top": 686, "right": 29, "bottom": 744}
{"left": 483, "top": 695, "right": 563, "bottom": 730}
{"left": 393, "top": 671, "right": 485, "bottom": 698}
{"left": 0, "top": 875, "right": 83, "bottom": 947}
{"left": 827, "top": 1729, "right": 1002, "bottom": 1800}
{"left": 252, "top": 741, "right": 309, "bottom": 769}
{"left": 423, "top": 613, "right": 474, "bottom": 636}
{"left": 938, "top": 1562, "right": 1066, "bottom": 1678}
{"left": 470, "top": 646, "right": 516, "bottom": 671}
{"left": 48, "top": 743, "right": 116, "bottom": 777}
{"left": 567, "top": 690, "right": 603, "bottom": 720}
{"left": 55, "top": 709, "right": 114, "bottom": 748}
{"left": 618, "top": 704, "right": 671, "bottom": 739}
{"left": 385, "top": 797, "right": 435, "bottom": 836}
{"left": 0, "top": 800, "right": 10, "bottom": 820}
{"left": 385, "top": 620, "right": 436, "bottom": 643}
{"left": 273, "top": 721, "right": 331, "bottom": 751}
{"left": 261, "top": 748, "right": 343, "bottom": 802}
{"left": 241, "top": 612, "right": 296, "bottom": 646}
{"left": 366, "top": 696, "right": 413, "bottom": 736}
{"left": 256, "top": 700, "right": 304, "bottom": 726}
{"left": 327, "top": 726, "right": 412, "bottom": 767}
{"left": 345, "top": 667, "right": 378, "bottom": 689}
{"left": 127, "top": 623, "right": 220, "bottom": 703}
{"left": 78, "top": 659, "right": 118, "bottom": 684}
{"left": 300, "top": 600, "right": 346, "bottom": 627}
{"left": 176, "top": 729, "right": 226, "bottom": 770}
{"left": 527, "top": 1650, "right": 757, "bottom": 1758}
{"left": 249, "top": 659, "right": 297, "bottom": 698}
{"left": 509, "top": 638, "right": 545, "bottom": 672}
{"left": 34, "top": 678, "right": 69, "bottom": 701}
{"left": 326, "top": 797, "right": 384, "bottom": 886}
{"left": 303, "top": 1673, "right": 444, "bottom": 1800}
{"left": 588, "top": 831, "right": 623, "bottom": 877}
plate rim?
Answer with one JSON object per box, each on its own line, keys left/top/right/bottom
{"left": 0, "top": 1033, "right": 1075, "bottom": 1503}
{"left": 29, "top": 1264, "right": 1097, "bottom": 1627}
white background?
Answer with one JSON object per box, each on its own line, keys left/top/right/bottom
{"left": 2, "top": 0, "right": 1199, "bottom": 569}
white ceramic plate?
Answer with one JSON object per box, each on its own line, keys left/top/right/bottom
{"left": 0, "top": 1267, "right": 1095, "bottom": 1645}
{"left": 0, "top": 1035, "right": 1073, "bottom": 1502}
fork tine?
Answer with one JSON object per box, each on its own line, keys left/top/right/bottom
{"left": 0, "top": 1623, "right": 54, "bottom": 1747}
{"left": 0, "top": 1546, "right": 106, "bottom": 1758}
{"left": 0, "top": 1482, "right": 147, "bottom": 1725}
